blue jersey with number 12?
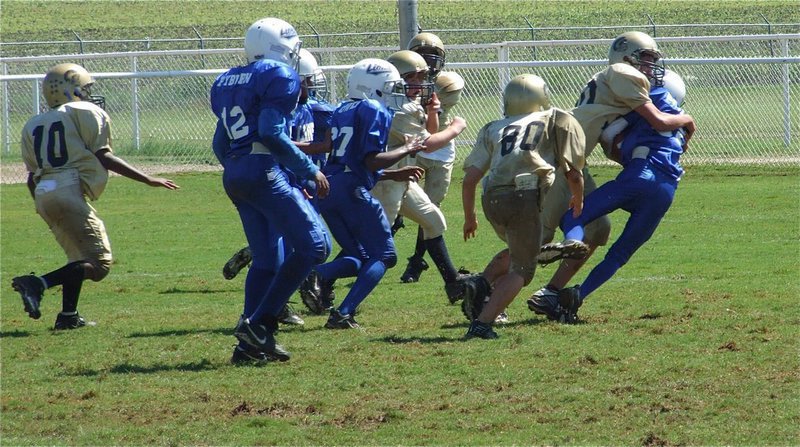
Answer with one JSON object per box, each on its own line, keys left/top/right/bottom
{"left": 210, "top": 59, "right": 301, "bottom": 158}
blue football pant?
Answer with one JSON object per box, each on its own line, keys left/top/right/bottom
{"left": 316, "top": 172, "right": 397, "bottom": 315}
{"left": 561, "top": 159, "right": 677, "bottom": 300}
{"left": 224, "top": 156, "right": 330, "bottom": 325}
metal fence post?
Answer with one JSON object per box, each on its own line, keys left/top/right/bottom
{"left": 646, "top": 14, "right": 656, "bottom": 37}
{"left": 781, "top": 38, "right": 791, "bottom": 147}
{"left": 131, "top": 55, "right": 140, "bottom": 150}
{"left": 761, "top": 14, "right": 775, "bottom": 56}
{"left": 33, "top": 78, "right": 40, "bottom": 115}
{"left": 498, "top": 44, "right": 510, "bottom": 98}
{"left": 72, "top": 30, "right": 84, "bottom": 54}
{"left": 2, "top": 63, "right": 9, "bottom": 154}
{"left": 523, "top": 17, "right": 536, "bottom": 60}
{"left": 308, "top": 22, "right": 321, "bottom": 48}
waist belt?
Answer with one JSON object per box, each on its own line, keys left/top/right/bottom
{"left": 631, "top": 146, "right": 649, "bottom": 160}
{"left": 249, "top": 142, "right": 272, "bottom": 155}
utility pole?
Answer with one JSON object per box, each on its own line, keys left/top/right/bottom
{"left": 397, "top": 0, "right": 419, "bottom": 50}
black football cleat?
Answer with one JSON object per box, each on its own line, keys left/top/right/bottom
{"left": 400, "top": 256, "right": 429, "bottom": 283}
{"left": 53, "top": 312, "right": 86, "bottom": 330}
{"left": 12, "top": 274, "right": 45, "bottom": 319}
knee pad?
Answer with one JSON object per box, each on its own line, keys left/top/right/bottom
{"left": 382, "top": 252, "right": 398, "bottom": 269}
{"left": 87, "top": 259, "right": 111, "bottom": 282}
{"left": 584, "top": 214, "right": 612, "bottom": 246}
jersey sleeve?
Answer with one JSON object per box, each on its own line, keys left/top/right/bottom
{"left": 74, "top": 105, "right": 113, "bottom": 154}
{"left": 259, "top": 65, "right": 303, "bottom": 117}
{"left": 19, "top": 125, "right": 37, "bottom": 174}
{"left": 552, "top": 109, "right": 586, "bottom": 172}
{"left": 462, "top": 122, "right": 493, "bottom": 173}
{"left": 608, "top": 64, "right": 652, "bottom": 111}
{"left": 358, "top": 101, "right": 390, "bottom": 158}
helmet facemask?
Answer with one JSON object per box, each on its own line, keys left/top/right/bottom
{"left": 401, "top": 70, "right": 434, "bottom": 106}
{"left": 629, "top": 49, "right": 665, "bottom": 86}
{"left": 416, "top": 48, "right": 445, "bottom": 82}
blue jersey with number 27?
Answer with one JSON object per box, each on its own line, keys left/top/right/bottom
{"left": 324, "top": 99, "right": 393, "bottom": 190}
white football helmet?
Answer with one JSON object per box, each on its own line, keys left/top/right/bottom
{"left": 244, "top": 17, "right": 302, "bottom": 69}
{"left": 347, "top": 58, "right": 405, "bottom": 109}
{"left": 608, "top": 31, "right": 665, "bottom": 86}
{"left": 503, "top": 74, "right": 551, "bottom": 117}
{"left": 297, "top": 48, "right": 329, "bottom": 100}
{"left": 42, "top": 63, "right": 105, "bottom": 109}
{"left": 662, "top": 69, "right": 686, "bottom": 107}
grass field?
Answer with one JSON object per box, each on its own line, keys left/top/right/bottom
{"left": 1, "top": 166, "right": 798, "bottom": 445}
{"left": 1, "top": 1, "right": 799, "bottom": 445}
{"left": 2, "top": 0, "right": 799, "bottom": 50}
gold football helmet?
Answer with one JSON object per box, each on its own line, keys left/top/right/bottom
{"left": 503, "top": 74, "right": 551, "bottom": 117}
{"left": 608, "top": 31, "right": 665, "bottom": 85}
{"left": 408, "top": 32, "right": 446, "bottom": 81}
{"left": 387, "top": 50, "right": 434, "bottom": 105}
{"left": 43, "top": 63, "right": 105, "bottom": 109}
{"left": 434, "top": 71, "right": 464, "bottom": 109}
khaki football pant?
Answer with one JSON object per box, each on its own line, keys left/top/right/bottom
{"left": 540, "top": 165, "right": 611, "bottom": 247}
{"left": 371, "top": 179, "right": 446, "bottom": 240}
{"left": 414, "top": 157, "right": 453, "bottom": 206}
{"left": 35, "top": 181, "right": 113, "bottom": 276}
{"left": 483, "top": 188, "right": 541, "bottom": 285}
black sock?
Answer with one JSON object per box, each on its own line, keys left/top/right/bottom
{"left": 425, "top": 235, "right": 458, "bottom": 284}
{"left": 42, "top": 261, "right": 84, "bottom": 288}
{"left": 411, "top": 226, "right": 426, "bottom": 260}
{"left": 43, "top": 262, "right": 86, "bottom": 314}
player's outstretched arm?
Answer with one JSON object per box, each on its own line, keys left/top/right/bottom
{"left": 564, "top": 166, "right": 584, "bottom": 218}
{"left": 95, "top": 150, "right": 179, "bottom": 190}
{"left": 422, "top": 116, "right": 466, "bottom": 153}
{"left": 364, "top": 135, "right": 425, "bottom": 172}
{"left": 380, "top": 166, "right": 425, "bottom": 183}
{"left": 635, "top": 102, "right": 696, "bottom": 142}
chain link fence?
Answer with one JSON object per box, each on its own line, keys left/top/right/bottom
{"left": 2, "top": 35, "right": 798, "bottom": 183}
{"left": 2, "top": 22, "right": 798, "bottom": 56}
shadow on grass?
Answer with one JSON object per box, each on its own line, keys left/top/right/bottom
{"left": 128, "top": 324, "right": 307, "bottom": 338}
{"left": 0, "top": 329, "right": 32, "bottom": 338}
{"left": 67, "top": 358, "right": 218, "bottom": 376}
{"left": 438, "top": 317, "right": 550, "bottom": 330}
{"left": 159, "top": 288, "right": 230, "bottom": 294}
{"left": 375, "top": 335, "right": 460, "bottom": 344}
{"left": 128, "top": 327, "right": 232, "bottom": 338}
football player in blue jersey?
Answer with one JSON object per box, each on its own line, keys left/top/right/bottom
{"left": 312, "top": 58, "right": 426, "bottom": 329}
{"left": 540, "top": 70, "right": 691, "bottom": 323}
{"left": 210, "top": 17, "right": 332, "bottom": 364}
{"left": 220, "top": 49, "right": 334, "bottom": 294}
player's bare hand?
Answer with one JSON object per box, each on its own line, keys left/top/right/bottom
{"left": 148, "top": 177, "right": 180, "bottom": 190}
{"left": 463, "top": 216, "right": 478, "bottom": 241}
{"left": 393, "top": 166, "right": 425, "bottom": 182}
{"left": 450, "top": 116, "right": 467, "bottom": 133}
{"left": 314, "top": 170, "right": 330, "bottom": 199}
{"left": 425, "top": 92, "right": 441, "bottom": 114}
{"left": 683, "top": 115, "right": 696, "bottom": 143}
{"left": 404, "top": 134, "right": 426, "bottom": 155}
{"left": 569, "top": 195, "right": 583, "bottom": 218}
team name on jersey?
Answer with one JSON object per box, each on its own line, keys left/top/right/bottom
{"left": 216, "top": 72, "right": 253, "bottom": 87}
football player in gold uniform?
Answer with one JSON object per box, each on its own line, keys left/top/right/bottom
{"left": 11, "top": 63, "right": 179, "bottom": 330}
{"left": 528, "top": 31, "right": 696, "bottom": 317}
{"left": 460, "top": 74, "right": 587, "bottom": 339}
{"left": 369, "top": 50, "right": 469, "bottom": 302}
{"left": 400, "top": 32, "right": 469, "bottom": 287}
